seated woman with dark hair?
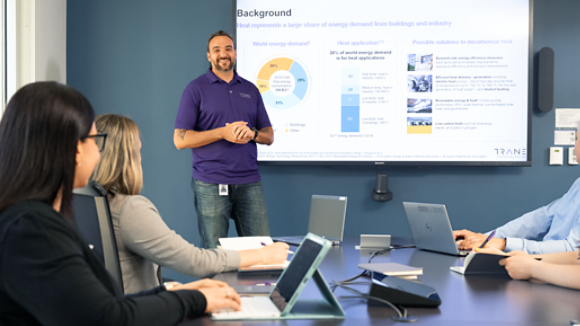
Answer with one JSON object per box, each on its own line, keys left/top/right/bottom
{"left": 0, "top": 82, "right": 240, "bottom": 325}
{"left": 91, "top": 114, "right": 289, "bottom": 294}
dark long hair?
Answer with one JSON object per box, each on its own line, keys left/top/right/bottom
{"left": 0, "top": 81, "right": 95, "bottom": 221}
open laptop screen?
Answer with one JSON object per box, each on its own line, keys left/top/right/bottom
{"left": 269, "top": 238, "right": 323, "bottom": 311}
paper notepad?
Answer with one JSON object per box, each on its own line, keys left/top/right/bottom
{"left": 218, "top": 236, "right": 274, "bottom": 251}
{"left": 218, "top": 236, "right": 290, "bottom": 272}
{"left": 358, "top": 262, "right": 423, "bottom": 277}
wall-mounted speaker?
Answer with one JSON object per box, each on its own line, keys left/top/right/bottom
{"left": 371, "top": 174, "right": 392, "bottom": 202}
{"left": 537, "top": 47, "right": 554, "bottom": 113}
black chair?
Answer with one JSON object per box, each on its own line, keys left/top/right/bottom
{"left": 72, "top": 180, "right": 124, "bottom": 292}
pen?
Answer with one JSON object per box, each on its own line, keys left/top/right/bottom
{"left": 261, "top": 242, "right": 294, "bottom": 254}
{"left": 478, "top": 230, "right": 496, "bottom": 249}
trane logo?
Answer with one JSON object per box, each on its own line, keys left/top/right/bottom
{"left": 418, "top": 206, "right": 429, "bottom": 212}
{"left": 494, "top": 148, "right": 526, "bottom": 155}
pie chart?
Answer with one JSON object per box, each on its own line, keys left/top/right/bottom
{"left": 256, "top": 56, "right": 310, "bottom": 110}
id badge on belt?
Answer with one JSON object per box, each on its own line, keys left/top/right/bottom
{"left": 219, "top": 184, "right": 228, "bottom": 196}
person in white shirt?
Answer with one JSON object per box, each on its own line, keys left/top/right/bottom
{"left": 454, "top": 122, "right": 580, "bottom": 255}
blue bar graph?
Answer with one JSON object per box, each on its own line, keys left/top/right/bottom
{"left": 341, "top": 106, "right": 360, "bottom": 132}
{"left": 341, "top": 68, "right": 360, "bottom": 132}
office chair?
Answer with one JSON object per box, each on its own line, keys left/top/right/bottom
{"left": 72, "top": 180, "right": 124, "bottom": 292}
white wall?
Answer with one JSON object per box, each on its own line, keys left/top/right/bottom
{"left": 14, "top": 0, "right": 66, "bottom": 92}
{"left": 34, "top": 0, "right": 66, "bottom": 83}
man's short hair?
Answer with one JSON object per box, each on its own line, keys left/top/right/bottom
{"left": 207, "top": 30, "right": 235, "bottom": 52}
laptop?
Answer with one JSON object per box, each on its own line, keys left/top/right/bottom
{"left": 403, "top": 202, "right": 471, "bottom": 256}
{"left": 212, "top": 233, "right": 344, "bottom": 320}
{"left": 273, "top": 195, "right": 347, "bottom": 246}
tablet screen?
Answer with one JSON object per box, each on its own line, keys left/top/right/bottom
{"left": 269, "top": 238, "right": 323, "bottom": 311}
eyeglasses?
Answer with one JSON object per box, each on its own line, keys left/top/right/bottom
{"left": 81, "top": 133, "right": 108, "bottom": 152}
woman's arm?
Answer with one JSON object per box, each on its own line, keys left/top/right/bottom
{"left": 238, "top": 242, "right": 289, "bottom": 267}
{"left": 500, "top": 250, "right": 580, "bottom": 290}
{"left": 1, "top": 210, "right": 206, "bottom": 326}
{"left": 529, "top": 262, "right": 580, "bottom": 289}
{"left": 119, "top": 196, "right": 288, "bottom": 277}
{"left": 118, "top": 196, "right": 241, "bottom": 277}
{"left": 535, "top": 250, "right": 579, "bottom": 264}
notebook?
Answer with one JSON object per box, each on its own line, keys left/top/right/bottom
{"left": 211, "top": 233, "right": 344, "bottom": 320}
{"left": 403, "top": 202, "right": 471, "bottom": 256}
{"left": 358, "top": 262, "right": 423, "bottom": 277}
{"left": 450, "top": 252, "right": 510, "bottom": 275}
{"left": 218, "top": 236, "right": 289, "bottom": 275}
{"left": 273, "top": 195, "right": 347, "bottom": 246}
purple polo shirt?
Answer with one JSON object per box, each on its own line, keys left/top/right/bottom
{"left": 175, "top": 69, "right": 271, "bottom": 185}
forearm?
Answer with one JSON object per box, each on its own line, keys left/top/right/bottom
{"left": 239, "top": 249, "right": 265, "bottom": 267}
{"left": 144, "top": 245, "right": 240, "bottom": 277}
{"left": 254, "top": 127, "right": 274, "bottom": 145}
{"left": 238, "top": 243, "right": 289, "bottom": 266}
{"left": 174, "top": 128, "right": 224, "bottom": 150}
{"left": 506, "top": 238, "right": 575, "bottom": 254}
{"left": 531, "top": 262, "right": 580, "bottom": 290}
{"left": 536, "top": 250, "right": 579, "bottom": 264}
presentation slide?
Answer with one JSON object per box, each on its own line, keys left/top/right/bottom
{"left": 236, "top": 0, "right": 531, "bottom": 164}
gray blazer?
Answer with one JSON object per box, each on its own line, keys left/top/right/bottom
{"left": 109, "top": 194, "right": 240, "bottom": 294}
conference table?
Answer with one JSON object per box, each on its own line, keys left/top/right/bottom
{"left": 180, "top": 237, "right": 580, "bottom": 326}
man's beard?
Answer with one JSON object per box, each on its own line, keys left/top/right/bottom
{"left": 212, "top": 56, "right": 235, "bottom": 72}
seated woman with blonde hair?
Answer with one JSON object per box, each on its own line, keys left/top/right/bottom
{"left": 92, "top": 114, "right": 288, "bottom": 294}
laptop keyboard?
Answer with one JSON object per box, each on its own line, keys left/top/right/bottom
{"left": 211, "top": 296, "right": 281, "bottom": 320}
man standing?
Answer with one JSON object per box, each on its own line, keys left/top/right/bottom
{"left": 174, "top": 31, "right": 273, "bottom": 248}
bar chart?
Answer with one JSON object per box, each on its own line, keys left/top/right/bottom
{"left": 341, "top": 68, "right": 360, "bottom": 132}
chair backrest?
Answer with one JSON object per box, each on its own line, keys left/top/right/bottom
{"left": 72, "top": 180, "right": 124, "bottom": 292}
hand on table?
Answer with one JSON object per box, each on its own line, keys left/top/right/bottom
{"left": 474, "top": 247, "right": 506, "bottom": 255}
{"left": 453, "top": 229, "right": 506, "bottom": 250}
{"left": 198, "top": 285, "right": 241, "bottom": 313}
{"left": 499, "top": 250, "right": 539, "bottom": 280}
{"left": 166, "top": 279, "right": 241, "bottom": 313}
{"left": 260, "top": 242, "right": 289, "bottom": 265}
{"left": 169, "top": 279, "right": 229, "bottom": 292}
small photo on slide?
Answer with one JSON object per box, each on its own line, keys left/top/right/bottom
{"left": 407, "top": 117, "right": 432, "bottom": 134}
{"left": 407, "top": 98, "right": 432, "bottom": 113}
{"left": 407, "top": 54, "right": 433, "bottom": 71}
{"left": 407, "top": 74, "right": 432, "bottom": 93}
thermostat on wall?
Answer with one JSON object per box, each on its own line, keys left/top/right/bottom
{"left": 550, "top": 147, "right": 564, "bottom": 165}
{"left": 569, "top": 147, "right": 578, "bottom": 165}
